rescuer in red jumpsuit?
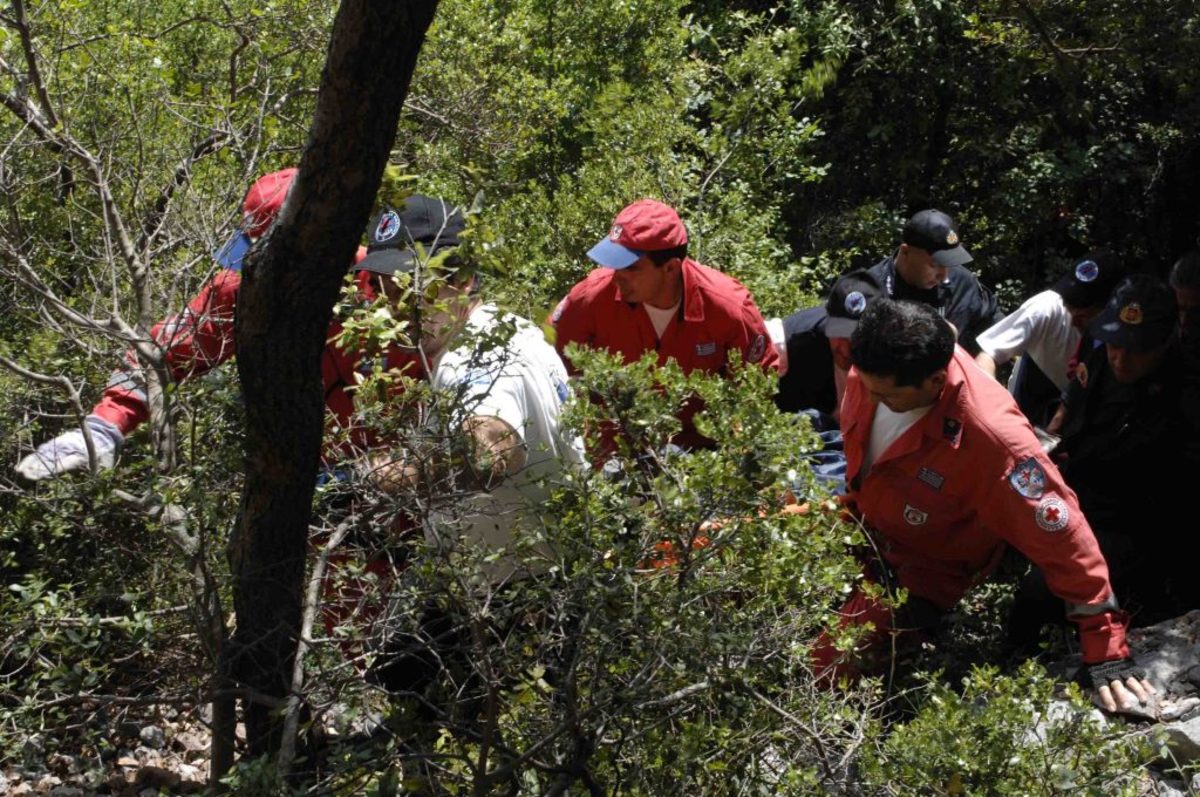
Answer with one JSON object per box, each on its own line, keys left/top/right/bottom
{"left": 813, "top": 297, "right": 1153, "bottom": 715}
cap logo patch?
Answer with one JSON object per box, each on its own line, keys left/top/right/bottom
{"left": 1075, "top": 260, "right": 1100, "bottom": 282}
{"left": 845, "top": 290, "right": 867, "bottom": 316}
{"left": 903, "top": 504, "right": 928, "bottom": 526}
{"left": 747, "top": 334, "right": 766, "bottom": 363}
{"left": 1035, "top": 495, "right": 1069, "bottom": 532}
{"left": 1007, "top": 458, "right": 1046, "bottom": 500}
{"left": 609, "top": 224, "right": 623, "bottom": 241}
{"left": 695, "top": 341, "right": 717, "bottom": 357}
{"left": 374, "top": 210, "right": 401, "bottom": 243}
{"left": 1119, "top": 303, "right": 1143, "bottom": 325}
{"left": 945, "top": 230, "right": 959, "bottom": 246}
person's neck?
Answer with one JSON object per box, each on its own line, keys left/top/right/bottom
{"left": 645, "top": 274, "right": 684, "bottom": 310}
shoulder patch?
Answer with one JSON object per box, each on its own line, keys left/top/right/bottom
{"left": 1007, "top": 458, "right": 1046, "bottom": 500}
{"left": 1076, "top": 361, "right": 1089, "bottom": 388}
{"left": 747, "top": 333, "right": 766, "bottom": 363}
{"left": 1035, "top": 495, "right": 1069, "bottom": 532}
{"left": 903, "top": 504, "right": 928, "bottom": 526}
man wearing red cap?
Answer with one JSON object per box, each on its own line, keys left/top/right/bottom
{"left": 15, "top": 169, "right": 419, "bottom": 480}
{"left": 550, "top": 199, "right": 779, "bottom": 452}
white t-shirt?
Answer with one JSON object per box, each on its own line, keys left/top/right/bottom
{"left": 864, "top": 403, "right": 932, "bottom": 474}
{"left": 975, "top": 290, "right": 1079, "bottom": 392}
{"left": 643, "top": 300, "right": 680, "bottom": 339}
{"left": 427, "top": 303, "right": 586, "bottom": 582}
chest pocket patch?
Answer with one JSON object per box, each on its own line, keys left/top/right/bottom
{"left": 695, "top": 341, "right": 717, "bottom": 356}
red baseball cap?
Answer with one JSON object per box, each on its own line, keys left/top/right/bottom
{"left": 587, "top": 199, "right": 688, "bottom": 269}
{"left": 242, "top": 167, "right": 297, "bottom": 238}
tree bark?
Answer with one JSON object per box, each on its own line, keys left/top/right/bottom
{"left": 226, "top": 0, "right": 439, "bottom": 763}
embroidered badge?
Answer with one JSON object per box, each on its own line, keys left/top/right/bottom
{"left": 551, "top": 298, "right": 567, "bottom": 324}
{"left": 917, "top": 467, "right": 945, "bottom": 491}
{"left": 609, "top": 224, "right": 623, "bottom": 241}
{"left": 374, "top": 209, "right": 401, "bottom": 243}
{"left": 903, "top": 504, "right": 928, "bottom": 526}
{"left": 942, "top": 417, "right": 962, "bottom": 444}
{"left": 747, "top": 334, "right": 766, "bottom": 363}
{"left": 1076, "top": 362, "right": 1089, "bottom": 388}
{"left": 1119, "top": 303, "right": 1143, "bottom": 325}
{"left": 1007, "top": 458, "right": 1046, "bottom": 500}
{"left": 1035, "top": 495, "right": 1069, "bottom": 532}
{"left": 1075, "top": 259, "right": 1100, "bottom": 282}
{"left": 695, "top": 341, "right": 717, "bottom": 357}
{"left": 555, "top": 379, "right": 570, "bottom": 404}
{"left": 845, "top": 290, "right": 867, "bottom": 316}
{"left": 946, "top": 230, "right": 959, "bottom": 246}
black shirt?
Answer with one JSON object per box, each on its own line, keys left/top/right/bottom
{"left": 774, "top": 306, "right": 836, "bottom": 414}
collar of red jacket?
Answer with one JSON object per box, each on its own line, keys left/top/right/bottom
{"left": 611, "top": 258, "right": 707, "bottom": 323}
{"left": 846, "top": 347, "right": 971, "bottom": 455}
{"left": 919, "top": 348, "right": 971, "bottom": 450}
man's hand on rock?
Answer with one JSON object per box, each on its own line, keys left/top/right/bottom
{"left": 1085, "top": 659, "right": 1157, "bottom": 716}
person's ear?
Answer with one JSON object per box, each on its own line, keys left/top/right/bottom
{"left": 929, "top": 369, "right": 948, "bottom": 392}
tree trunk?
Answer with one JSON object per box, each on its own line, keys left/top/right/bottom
{"left": 225, "top": 0, "right": 439, "bottom": 764}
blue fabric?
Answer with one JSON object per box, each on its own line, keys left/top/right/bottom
{"left": 792, "top": 408, "right": 846, "bottom": 498}
{"left": 214, "top": 230, "right": 252, "bottom": 271}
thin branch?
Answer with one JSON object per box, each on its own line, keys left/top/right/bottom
{"left": 11, "top": 0, "right": 58, "bottom": 129}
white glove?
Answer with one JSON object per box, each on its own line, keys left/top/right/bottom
{"left": 16, "top": 416, "right": 124, "bottom": 481}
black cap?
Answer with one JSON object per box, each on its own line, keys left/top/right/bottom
{"left": 902, "top": 209, "right": 973, "bottom": 268}
{"left": 1090, "top": 274, "right": 1176, "bottom": 352}
{"left": 1052, "top": 251, "right": 1128, "bottom": 309}
{"left": 357, "top": 195, "right": 467, "bottom": 276}
{"left": 824, "top": 270, "right": 886, "bottom": 339}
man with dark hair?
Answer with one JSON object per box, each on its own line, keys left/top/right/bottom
{"left": 824, "top": 209, "right": 1002, "bottom": 414}
{"left": 550, "top": 199, "right": 778, "bottom": 452}
{"left": 814, "top": 298, "right": 1151, "bottom": 714}
{"left": 974, "top": 252, "right": 1129, "bottom": 426}
{"left": 1170, "top": 248, "right": 1200, "bottom": 336}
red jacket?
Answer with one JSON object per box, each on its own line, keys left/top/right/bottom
{"left": 92, "top": 267, "right": 420, "bottom": 455}
{"left": 841, "top": 347, "right": 1128, "bottom": 664}
{"left": 550, "top": 259, "right": 778, "bottom": 450}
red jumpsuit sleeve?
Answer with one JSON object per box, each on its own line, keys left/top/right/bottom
{"left": 975, "top": 449, "right": 1128, "bottom": 663}
{"left": 92, "top": 270, "right": 242, "bottom": 436}
{"left": 729, "top": 292, "right": 780, "bottom": 373}
{"left": 548, "top": 286, "right": 595, "bottom": 376}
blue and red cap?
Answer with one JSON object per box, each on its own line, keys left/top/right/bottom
{"left": 587, "top": 199, "right": 688, "bottom": 269}
{"left": 214, "top": 167, "right": 297, "bottom": 270}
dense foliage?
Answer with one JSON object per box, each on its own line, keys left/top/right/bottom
{"left": 2, "top": 0, "right": 1196, "bottom": 792}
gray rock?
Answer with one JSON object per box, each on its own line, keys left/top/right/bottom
{"left": 0, "top": 770, "right": 8, "bottom": 796}
{"left": 1161, "top": 714, "right": 1200, "bottom": 763}
{"left": 48, "top": 787, "right": 84, "bottom": 797}
{"left": 1127, "top": 610, "right": 1200, "bottom": 695}
{"left": 138, "top": 725, "right": 165, "bottom": 749}
{"left": 1191, "top": 772, "right": 1200, "bottom": 792}
{"left": 20, "top": 734, "right": 44, "bottom": 769}
{"left": 33, "top": 774, "right": 62, "bottom": 792}
{"left": 1026, "top": 698, "right": 1107, "bottom": 746}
